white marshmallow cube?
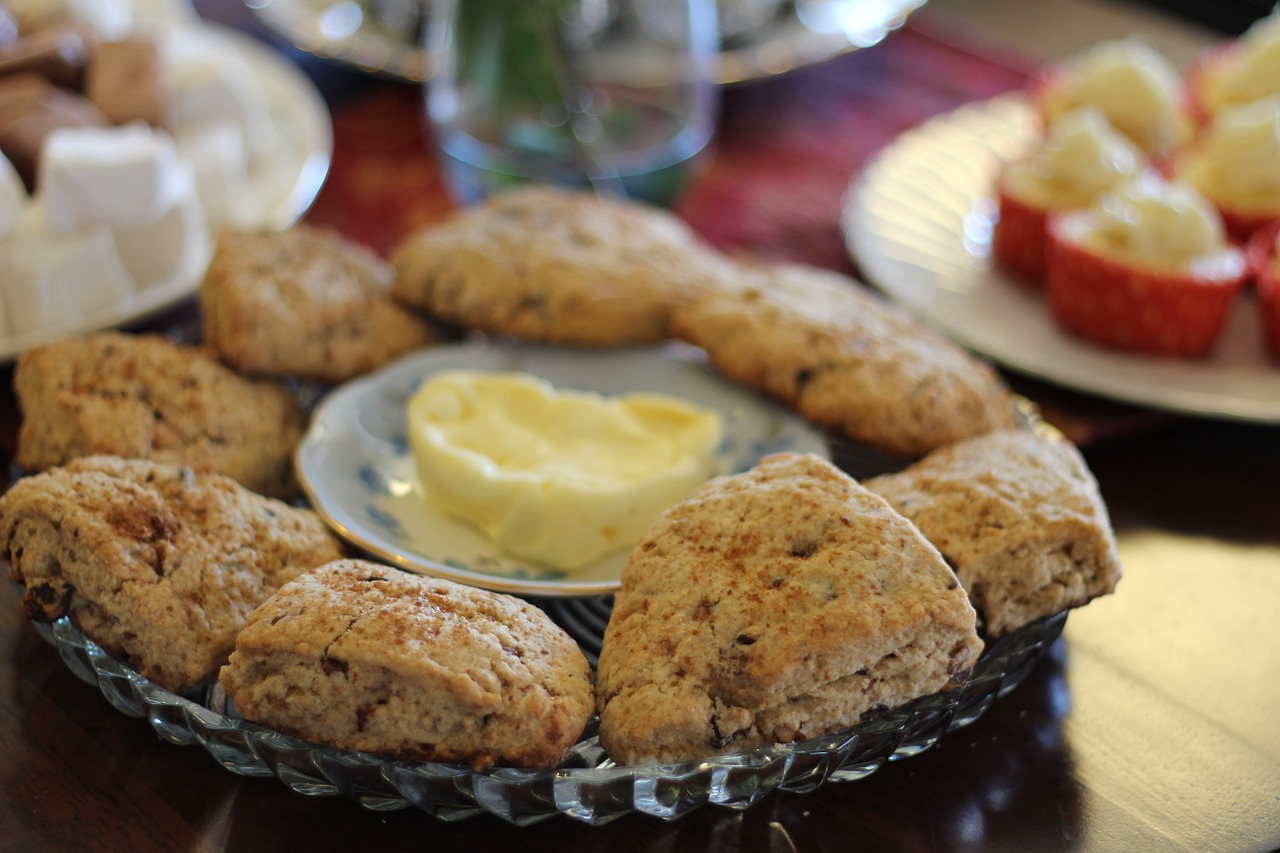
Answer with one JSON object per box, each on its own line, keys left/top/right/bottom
{"left": 0, "top": 206, "right": 135, "bottom": 336}
{"left": 174, "top": 120, "right": 248, "bottom": 230}
{"left": 0, "top": 151, "right": 27, "bottom": 240}
{"left": 111, "top": 164, "right": 210, "bottom": 289}
{"left": 41, "top": 125, "right": 182, "bottom": 234}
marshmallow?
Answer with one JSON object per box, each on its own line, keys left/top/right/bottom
{"left": 167, "top": 29, "right": 276, "bottom": 167}
{"left": 174, "top": 119, "right": 247, "bottom": 229}
{"left": 40, "top": 123, "right": 181, "bottom": 234}
{"left": 0, "top": 202, "right": 135, "bottom": 336}
{"left": 111, "top": 163, "right": 209, "bottom": 288}
{"left": 0, "top": 150, "right": 27, "bottom": 239}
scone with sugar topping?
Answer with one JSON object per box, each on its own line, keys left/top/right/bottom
{"left": 0, "top": 455, "right": 346, "bottom": 694}
{"left": 220, "top": 559, "right": 595, "bottom": 769}
{"left": 670, "top": 260, "right": 1017, "bottom": 459}
{"left": 390, "top": 185, "right": 732, "bottom": 346}
{"left": 200, "top": 225, "right": 437, "bottom": 383}
{"left": 865, "top": 429, "right": 1122, "bottom": 637}
{"left": 13, "top": 332, "right": 307, "bottom": 498}
{"left": 595, "top": 452, "right": 982, "bottom": 766}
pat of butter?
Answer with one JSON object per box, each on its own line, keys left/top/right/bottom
{"left": 406, "top": 370, "right": 725, "bottom": 571}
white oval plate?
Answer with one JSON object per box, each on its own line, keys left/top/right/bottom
{"left": 843, "top": 92, "right": 1280, "bottom": 422}
{"left": 0, "top": 23, "right": 332, "bottom": 362}
{"left": 295, "top": 341, "right": 830, "bottom": 597}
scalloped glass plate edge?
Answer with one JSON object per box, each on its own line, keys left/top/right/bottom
{"left": 28, "top": 610, "right": 1066, "bottom": 825}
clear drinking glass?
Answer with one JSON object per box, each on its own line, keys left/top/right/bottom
{"left": 424, "top": 0, "right": 720, "bottom": 208}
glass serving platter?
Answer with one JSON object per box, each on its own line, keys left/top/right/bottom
{"left": 31, "top": 606, "right": 1066, "bottom": 825}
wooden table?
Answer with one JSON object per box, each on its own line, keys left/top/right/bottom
{"left": 2, "top": 2, "right": 1278, "bottom": 850}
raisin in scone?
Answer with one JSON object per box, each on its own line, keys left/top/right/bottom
{"left": 220, "top": 560, "right": 595, "bottom": 769}
{"left": 865, "top": 429, "right": 1122, "bottom": 636}
{"left": 595, "top": 452, "right": 983, "bottom": 766}
{"left": 390, "top": 186, "right": 732, "bottom": 346}
{"left": 14, "top": 332, "right": 307, "bottom": 498}
{"left": 669, "top": 261, "right": 1017, "bottom": 458}
{"left": 0, "top": 456, "right": 346, "bottom": 693}
{"left": 200, "top": 226, "right": 437, "bottom": 383}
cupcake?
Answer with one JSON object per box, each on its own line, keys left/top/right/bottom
{"left": 1244, "top": 219, "right": 1280, "bottom": 360}
{"left": 993, "top": 106, "right": 1148, "bottom": 283}
{"left": 1186, "top": 8, "right": 1280, "bottom": 125}
{"left": 1045, "top": 172, "right": 1247, "bottom": 357}
{"left": 1168, "top": 94, "right": 1280, "bottom": 243}
{"left": 1032, "top": 38, "right": 1192, "bottom": 158}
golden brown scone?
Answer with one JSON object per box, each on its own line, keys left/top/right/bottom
{"left": 596, "top": 452, "right": 983, "bottom": 766}
{"left": 14, "top": 332, "right": 307, "bottom": 498}
{"left": 864, "top": 429, "right": 1122, "bottom": 636}
{"left": 389, "top": 185, "right": 732, "bottom": 346}
{"left": 220, "top": 559, "right": 595, "bottom": 770}
{"left": 200, "top": 225, "right": 437, "bottom": 383}
{"left": 0, "top": 456, "right": 347, "bottom": 693}
{"left": 669, "top": 261, "right": 1018, "bottom": 458}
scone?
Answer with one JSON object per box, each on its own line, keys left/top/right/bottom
{"left": 670, "top": 261, "right": 1017, "bottom": 458}
{"left": 595, "top": 452, "right": 983, "bottom": 766}
{"left": 865, "top": 429, "right": 1122, "bottom": 637}
{"left": 14, "top": 332, "right": 308, "bottom": 498}
{"left": 0, "top": 456, "right": 346, "bottom": 693}
{"left": 390, "top": 185, "right": 731, "bottom": 346}
{"left": 219, "top": 559, "right": 595, "bottom": 770}
{"left": 200, "top": 225, "right": 437, "bottom": 383}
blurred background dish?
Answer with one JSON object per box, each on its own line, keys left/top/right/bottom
{"left": 844, "top": 92, "right": 1280, "bottom": 422}
{"left": 245, "top": 0, "right": 927, "bottom": 85}
{"left": 0, "top": 22, "right": 332, "bottom": 362}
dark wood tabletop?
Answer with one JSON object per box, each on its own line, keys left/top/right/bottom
{"left": 2, "top": 2, "right": 1278, "bottom": 851}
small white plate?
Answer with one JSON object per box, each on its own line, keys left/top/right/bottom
{"left": 295, "top": 341, "right": 830, "bottom": 597}
{"left": 0, "top": 23, "right": 332, "bottom": 362}
{"left": 844, "top": 92, "right": 1280, "bottom": 422}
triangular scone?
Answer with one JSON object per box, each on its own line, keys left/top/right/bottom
{"left": 13, "top": 332, "right": 307, "bottom": 498}
{"left": 0, "top": 456, "right": 347, "bottom": 693}
{"left": 669, "top": 261, "right": 1018, "bottom": 458}
{"left": 390, "top": 186, "right": 733, "bottom": 346}
{"left": 865, "top": 429, "right": 1122, "bottom": 637}
{"left": 596, "top": 452, "right": 983, "bottom": 766}
{"left": 200, "top": 225, "right": 437, "bottom": 384}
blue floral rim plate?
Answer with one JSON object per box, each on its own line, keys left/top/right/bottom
{"left": 294, "top": 340, "right": 830, "bottom": 597}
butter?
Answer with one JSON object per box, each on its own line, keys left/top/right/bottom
{"left": 406, "top": 370, "right": 724, "bottom": 571}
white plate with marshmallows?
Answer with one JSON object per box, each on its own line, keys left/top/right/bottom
{"left": 0, "top": 16, "right": 332, "bottom": 362}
